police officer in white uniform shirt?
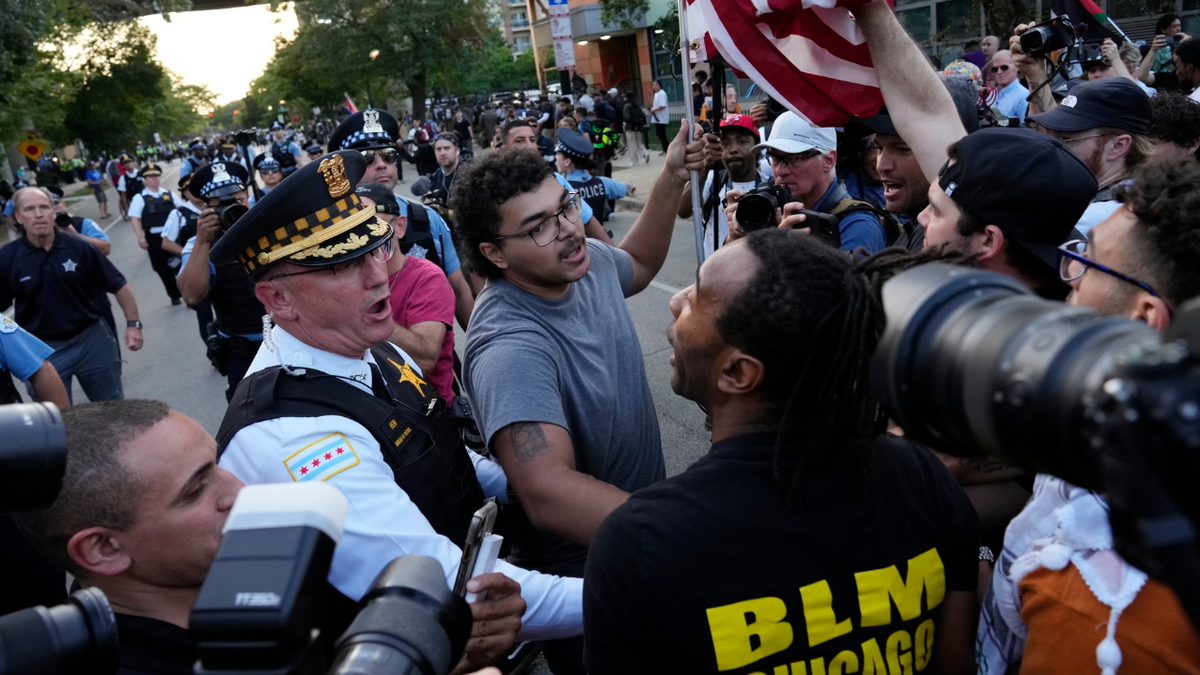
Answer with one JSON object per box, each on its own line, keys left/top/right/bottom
{"left": 209, "top": 150, "right": 582, "bottom": 667}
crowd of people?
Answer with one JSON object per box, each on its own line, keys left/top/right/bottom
{"left": 2, "top": 2, "right": 1200, "bottom": 674}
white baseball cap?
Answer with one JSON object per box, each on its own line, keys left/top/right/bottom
{"left": 753, "top": 111, "right": 837, "bottom": 155}
{"left": 608, "top": 88, "right": 618, "bottom": 95}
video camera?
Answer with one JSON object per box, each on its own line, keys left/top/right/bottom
{"left": 233, "top": 129, "right": 259, "bottom": 148}
{"left": 871, "top": 264, "right": 1200, "bottom": 628}
{"left": 191, "top": 483, "right": 473, "bottom": 675}
{"left": 0, "top": 403, "right": 120, "bottom": 675}
{"left": 734, "top": 183, "right": 842, "bottom": 248}
{"left": 1079, "top": 40, "right": 1107, "bottom": 68}
{"left": 1019, "top": 16, "right": 1078, "bottom": 58}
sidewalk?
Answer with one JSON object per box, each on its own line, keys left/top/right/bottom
{"left": 609, "top": 150, "right": 669, "bottom": 214}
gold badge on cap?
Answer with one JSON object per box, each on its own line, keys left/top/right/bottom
{"left": 319, "top": 155, "right": 351, "bottom": 198}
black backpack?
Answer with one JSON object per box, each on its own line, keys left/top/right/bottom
{"left": 625, "top": 104, "right": 647, "bottom": 130}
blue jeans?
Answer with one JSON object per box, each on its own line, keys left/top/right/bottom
{"left": 44, "top": 320, "right": 123, "bottom": 403}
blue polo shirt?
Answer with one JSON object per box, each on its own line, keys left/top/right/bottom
{"left": 813, "top": 180, "right": 888, "bottom": 254}
{"left": 0, "top": 232, "right": 127, "bottom": 341}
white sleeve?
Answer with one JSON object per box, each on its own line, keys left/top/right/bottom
{"left": 219, "top": 415, "right": 582, "bottom": 640}
{"left": 467, "top": 449, "right": 509, "bottom": 503}
{"left": 160, "top": 210, "right": 183, "bottom": 242}
{"left": 128, "top": 194, "right": 146, "bottom": 219}
{"left": 117, "top": 176, "right": 127, "bottom": 193}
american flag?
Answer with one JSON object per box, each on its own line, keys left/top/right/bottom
{"left": 685, "top": 0, "right": 887, "bottom": 126}
{"left": 344, "top": 93, "right": 359, "bottom": 115}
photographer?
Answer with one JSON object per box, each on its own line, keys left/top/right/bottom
{"left": 677, "top": 114, "right": 771, "bottom": 261}
{"left": 1138, "top": 13, "right": 1189, "bottom": 91}
{"left": 977, "top": 159, "right": 1200, "bottom": 674}
{"left": 175, "top": 162, "right": 264, "bottom": 401}
{"left": 584, "top": 231, "right": 979, "bottom": 674}
{"left": 428, "top": 132, "right": 464, "bottom": 206}
{"left": 0, "top": 187, "right": 143, "bottom": 403}
{"left": 1148, "top": 90, "right": 1200, "bottom": 160}
{"left": 723, "top": 112, "right": 889, "bottom": 253}
{"left": 179, "top": 139, "right": 208, "bottom": 183}
{"left": 329, "top": 109, "right": 475, "bottom": 330}
{"left": 128, "top": 163, "right": 184, "bottom": 305}
{"left": 1028, "top": 78, "right": 1153, "bottom": 236}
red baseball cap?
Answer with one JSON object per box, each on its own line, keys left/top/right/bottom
{"left": 719, "top": 114, "right": 760, "bottom": 142}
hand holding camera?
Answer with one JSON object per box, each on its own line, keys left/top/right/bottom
{"left": 1009, "top": 21, "right": 1050, "bottom": 83}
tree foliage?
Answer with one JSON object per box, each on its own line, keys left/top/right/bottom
{"left": 599, "top": 0, "right": 649, "bottom": 31}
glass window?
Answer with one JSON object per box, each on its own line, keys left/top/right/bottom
{"left": 898, "top": 6, "right": 933, "bottom": 41}
{"left": 936, "top": 0, "right": 976, "bottom": 39}
{"left": 1109, "top": 0, "right": 1172, "bottom": 19}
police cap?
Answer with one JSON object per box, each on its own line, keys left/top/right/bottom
{"left": 254, "top": 152, "right": 282, "bottom": 173}
{"left": 555, "top": 128, "right": 593, "bottom": 161}
{"left": 189, "top": 160, "right": 250, "bottom": 201}
{"left": 140, "top": 163, "right": 163, "bottom": 177}
{"left": 210, "top": 150, "right": 391, "bottom": 277}
{"left": 327, "top": 108, "right": 399, "bottom": 153}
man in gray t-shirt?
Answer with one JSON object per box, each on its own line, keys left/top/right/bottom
{"left": 453, "top": 135, "right": 716, "bottom": 674}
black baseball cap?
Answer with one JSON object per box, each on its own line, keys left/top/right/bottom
{"left": 1030, "top": 78, "right": 1151, "bottom": 135}
{"left": 353, "top": 181, "right": 400, "bottom": 215}
{"left": 850, "top": 76, "right": 983, "bottom": 138}
{"left": 938, "top": 127, "right": 1098, "bottom": 271}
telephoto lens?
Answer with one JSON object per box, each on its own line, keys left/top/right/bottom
{"left": 0, "top": 403, "right": 66, "bottom": 512}
{"left": 328, "top": 556, "right": 473, "bottom": 675}
{"left": 871, "top": 264, "right": 1158, "bottom": 489}
{"left": 0, "top": 587, "right": 119, "bottom": 675}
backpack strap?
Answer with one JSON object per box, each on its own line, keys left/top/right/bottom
{"left": 830, "top": 195, "right": 905, "bottom": 246}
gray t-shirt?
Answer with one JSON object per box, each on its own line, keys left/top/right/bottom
{"left": 464, "top": 239, "right": 665, "bottom": 573}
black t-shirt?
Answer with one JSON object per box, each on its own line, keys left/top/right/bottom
{"left": 0, "top": 232, "right": 127, "bottom": 341}
{"left": 583, "top": 432, "right": 979, "bottom": 675}
{"left": 115, "top": 614, "right": 196, "bottom": 675}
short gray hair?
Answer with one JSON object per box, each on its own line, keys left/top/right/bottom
{"left": 12, "top": 186, "right": 52, "bottom": 211}
{"left": 15, "top": 400, "right": 168, "bottom": 575}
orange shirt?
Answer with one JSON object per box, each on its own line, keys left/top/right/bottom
{"left": 1020, "top": 564, "right": 1200, "bottom": 674}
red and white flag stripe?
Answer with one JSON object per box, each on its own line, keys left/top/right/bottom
{"left": 685, "top": 0, "right": 887, "bottom": 126}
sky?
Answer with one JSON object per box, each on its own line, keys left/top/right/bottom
{"left": 139, "top": 3, "right": 299, "bottom": 106}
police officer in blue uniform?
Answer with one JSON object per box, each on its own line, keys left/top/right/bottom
{"left": 253, "top": 152, "right": 284, "bottom": 197}
{"left": 328, "top": 109, "right": 476, "bottom": 329}
{"left": 175, "top": 161, "right": 266, "bottom": 401}
{"left": 269, "top": 121, "right": 303, "bottom": 177}
{"left": 160, "top": 174, "right": 215, "bottom": 346}
{"left": 554, "top": 128, "right": 632, "bottom": 224}
{"left": 180, "top": 139, "right": 209, "bottom": 183}
{"left": 0, "top": 315, "right": 68, "bottom": 408}
{"left": 210, "top": 151, "right": 582, "bottom": 669}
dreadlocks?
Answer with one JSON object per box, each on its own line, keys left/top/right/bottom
{"left": 717, "top": 229, "right": 963, "bottom": 505}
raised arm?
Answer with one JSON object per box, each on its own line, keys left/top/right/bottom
{"left": 854, "top": 0, "right": 966, "bottom": 183}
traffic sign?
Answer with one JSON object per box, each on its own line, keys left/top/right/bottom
{"left": 18, "top": 138, "right": 46, "bottom": 161}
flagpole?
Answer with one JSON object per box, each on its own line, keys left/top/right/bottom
{"left": 1106, "top": 17, "right": 1132, "bottom": 44}
{"left": 678, "top": 0, "right": 705, "bottom": 267}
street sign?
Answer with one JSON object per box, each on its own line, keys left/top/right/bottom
{"left": 18, "top": 137, "right": 46, "bottom": 161}
{"left": 553, "top": 38, "right": 576, "bottom": 70}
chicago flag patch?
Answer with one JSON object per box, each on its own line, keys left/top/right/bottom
{"left": 285, "top": 433, "right": 360, "bottom": 482}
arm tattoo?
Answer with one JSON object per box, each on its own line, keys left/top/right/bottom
{"left": 508, "top": 422, "right": 550, "bottom": 463}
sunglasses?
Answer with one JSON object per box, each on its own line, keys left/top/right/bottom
{"left": 991, "top": 64, "right": 1011, "bottom": 73}
{"left": 361, "top": 148, "right": 399, "bottom": 165}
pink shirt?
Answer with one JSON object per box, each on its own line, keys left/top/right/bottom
{"left": 388, "top": 256, "right": 456, "bottom": 403}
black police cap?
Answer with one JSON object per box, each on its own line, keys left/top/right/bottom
{"left": 210, "top": 150, "right": 391, "bottom": 277}
{"left": 327, "top": 108, "right": 399, "bottom": 153}
{"left": 254, "top": 152, "right": 282, "bottom": 173}
{"left": 189, "top": 160, "right": 250, "bottom": 201}
{"left": 555, "top": 128, "right": 593, "bottom": 161}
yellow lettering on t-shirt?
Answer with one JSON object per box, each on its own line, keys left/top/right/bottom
{"left": 886, "top": 629, "right": 914, "bottom": 675}
{"left": 861, "top": 638, "right": 888, "bottom": 675}
{"left": 830, "top": 650, "right": 860, "bottom": 675}
{"left": 913, "top": 619, "right": 935, "bottom": 672}
{"left": 855, "top": 548, "right": 946, "bottom": 627}
{"left": 800, "top": 580, "right": 853, "bottom": 647}
{"left": 706, "top": 596, "right": 794, "bottom": 671}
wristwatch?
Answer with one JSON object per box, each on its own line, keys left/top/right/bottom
{"left": 127, "top": 320, "right": 144, "bottom": 329}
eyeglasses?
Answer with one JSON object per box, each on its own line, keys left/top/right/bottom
{"left": 268, "top": 235, "right": 395, "bottom": 281}
{"left": 991, "top": 64, "right": 1011, "bottom": 73}
{"left": 768, "top": 150, "right": 823, "bottom": 167}
{"left": 360, "top": 148, "right": 399, "bottom": 165}
{"left": 1059, "top": 133, "right": 1110, "bottom": 144}
{"left": 493, "top": 192, "right": 582, "bottom": 247}
{"left": 1057, "top": 239, "right": 1163, "bottom": 298}
{"left": 260, "top": 168, "right": 281, "bottom": 175}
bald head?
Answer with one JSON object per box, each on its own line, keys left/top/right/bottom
{"left": 992, "top": 50, "right": 1018, "bottom": 86}
{"left": 13, "top": 186, "right": 52, "bottom": 210}
{"left": 982, "top": 36, "right": 1000, "bottom": 57}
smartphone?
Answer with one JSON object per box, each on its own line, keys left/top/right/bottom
{"left": 453, "top": 498, "right": 498, "bottom": 597}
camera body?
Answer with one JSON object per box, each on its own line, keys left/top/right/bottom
{"left": 1164, "top": 34, "right": 1183, "bottom": 48}
{"left": 1019, "top": 16, "right": 1077, "bottom": 58}
{"left": 215, "top": 197, "right": 249, "bottom": 229}
{"left": 234, "top": 129, "right": 259, "bottom": 148}
{"left": 1079, "top": 40, "right": 1106, "bottom": 68}
{"left": 736, "top": 183, "right": 842, "bottom": 248}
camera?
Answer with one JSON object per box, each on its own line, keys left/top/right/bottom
{"left": 53, "top": 213, "right": 73, "bottom": 231}
{"left": 234, "top": 129, "right": 258, "bottom": 148}
{"left": 0, "top": 403, "right": 121, "bottom": 675}
{"left": 758, "top": 95, "right": 787, "bottom": 123}
{"left": 215, "top": 197, "right": 249, "bottom": 229}
{"left": 192, "top": 483, "right": 473, "bottom": 675}
{"left": 736, "top": 183, "right": 793, "bottom": 232}
{"left": 871, "top": 264, "right": 1200, "bottom": 627}
{"left": 1019, "top": 16, "right": 1077, "bottom": 58}
{"left": 1164, "top": 34, "right": 1183, "bottom": 48}
{"left": 1079, "top": 40, "right": 1106, "bottom": 67}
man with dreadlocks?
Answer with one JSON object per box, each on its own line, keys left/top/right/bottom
{"left": 582, "top": 229, "right": 979, "bottom": 675}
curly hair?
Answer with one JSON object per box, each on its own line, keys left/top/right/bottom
{"left": 1149, "top": 90, "right": 1200, "bottom": 149}
{"left": 1116, "top": 159, "right": 1200, "bottom": 306}
{"left": 717, "top": 229, "right": 966, "bottom": 505}
{"left": 449, "top": 149, "right": 554, "bottom": 280}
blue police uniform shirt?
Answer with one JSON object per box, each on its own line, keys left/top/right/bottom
{"left": 395, "top": 199, "right": 462, "bottom": 276}
{"left": 0, "top": 316, "right": 54, "bottom": 381}
{"left": 813, "top": 180, "right": 888, "bottom": 254}
{"left": 3, "top": 200, "right": 13, "bottom": 217}
{"left": 75, "top": 218, "right": 109, "bottom": 242}
{"left": 178, "top": 236, "right": 262, "bottom": 341}
{"left": 554, "top": 173, "right": 594, "bottom": 223}
{"left": 0, "top": 232, "right": 127, "bottom": 341}
{"left": 564, "top": 170, "right": 628, "bottom": 200}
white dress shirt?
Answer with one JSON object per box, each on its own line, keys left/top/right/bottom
{"left": 219, "top": 325, "right": 583, "bottom": 640}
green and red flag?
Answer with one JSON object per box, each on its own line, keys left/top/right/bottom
{"left": 1052, "top": 0, "right": 1117, "bottom": 41}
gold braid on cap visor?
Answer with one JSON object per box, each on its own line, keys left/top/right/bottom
{"left": 251, "top": 204, "right": 386, "bottom": 266}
